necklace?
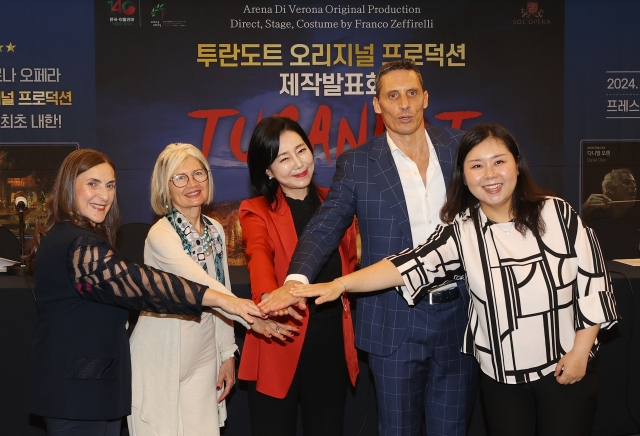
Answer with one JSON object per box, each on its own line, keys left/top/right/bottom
{"left": 197, "top": 224, "right": 213, "bottom": 256}
{"left": 494, "top": 220, "right": 514, "bottom": 235}
{"left": 167, "top": 209, "right": 216, "bottom": 259}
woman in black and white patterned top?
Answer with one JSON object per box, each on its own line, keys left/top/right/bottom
{"left": 290, "top": 124, "right": 618, "bottom": 436}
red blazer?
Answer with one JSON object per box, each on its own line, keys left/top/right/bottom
{"left": 237, "top": 187, "right": 359, "bottom": 399}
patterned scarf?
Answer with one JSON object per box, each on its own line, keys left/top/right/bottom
{"left": 165, "top": 208, "right": 225, "bottom": 285}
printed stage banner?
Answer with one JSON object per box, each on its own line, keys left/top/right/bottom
{"left": 94, "top": 0, "right": 564, "bottom": 263}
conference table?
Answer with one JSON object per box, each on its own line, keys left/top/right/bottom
{"left": 1, "top": 262, "right": 639, "bottom": 436}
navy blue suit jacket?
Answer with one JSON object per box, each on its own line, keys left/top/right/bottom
{"left": 289, "top": 125, "right": 463, "bottom": 356}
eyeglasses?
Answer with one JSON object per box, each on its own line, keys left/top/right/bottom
{"left": 170, "top": 169, "right": 209, "bottom": 188}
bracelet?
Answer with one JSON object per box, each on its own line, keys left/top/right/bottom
{"left": 335, "top": 278, "right": 347, "bottom": 292}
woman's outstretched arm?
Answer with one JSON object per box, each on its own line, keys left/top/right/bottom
{"left": 289, "top": 259, "right": 403, "bottom": 305}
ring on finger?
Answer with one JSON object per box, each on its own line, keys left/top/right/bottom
{"left": 276, "top": 325, "right": 281, "bottom": 333}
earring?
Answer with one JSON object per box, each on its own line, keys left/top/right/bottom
{"left": 269, "top": 176, "right": 273, "bottom": 180}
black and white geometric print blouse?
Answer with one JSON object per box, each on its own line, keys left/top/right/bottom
{"left": 388, "top": 197, "right": 618, "bottom": 384}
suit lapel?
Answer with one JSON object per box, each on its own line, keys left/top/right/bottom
{"left": 369, "top": 136, "right": 413, "bottom": 247}
{"left": 427, "top": 125, "right": 454, "bottom": 192}
{"left": 267, "top": 193, "right": 299, "bottom": 261}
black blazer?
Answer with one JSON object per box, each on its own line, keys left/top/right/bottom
{"left": 29, "top": 222, "right": 206, "bottom": 420}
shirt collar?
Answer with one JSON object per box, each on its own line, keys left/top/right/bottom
{"left": 386, "top": 129, "right": 436, "bottom": 159}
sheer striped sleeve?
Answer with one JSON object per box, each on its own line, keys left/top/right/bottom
{"left": 67, "top": 234, "right": 206, "bottom": 316}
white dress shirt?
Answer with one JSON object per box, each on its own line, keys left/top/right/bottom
{"left": 387, "top": 130, "right": 448, "bottom": 248}
{"left": 387, "top": 130, "right": 456, "bottom": 293}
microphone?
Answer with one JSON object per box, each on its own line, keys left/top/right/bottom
{"left": 8, "top": 194, "right": 28, "bottom": 275}
{"left": 14, "top": 195, "right": 27, "bottom": 212}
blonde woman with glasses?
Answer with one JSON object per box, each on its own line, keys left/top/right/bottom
{"left": 128, "top": 143, "right": 295, "bottom": 436}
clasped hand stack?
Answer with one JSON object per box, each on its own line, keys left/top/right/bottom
{"left": 258, "top": 278, "right": 349, "bottom": 319}
{"left": 217, "top": 291, "right": 297, "bottom": 340}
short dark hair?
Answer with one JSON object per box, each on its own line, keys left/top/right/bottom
{"left": 375, "top": 59, "right": 424, "bottom": 97}
{"left": 247, "top": 116, "right": 318, "bottom": 209}
{"left": 440, "top": 123, "right": 552, "bottom": 237}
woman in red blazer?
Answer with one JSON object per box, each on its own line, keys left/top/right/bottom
{"left": 238, "top": 117, "right": 358, "bottom": 436}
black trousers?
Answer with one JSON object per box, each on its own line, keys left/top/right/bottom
{"left": 247, "top": 311, "right": 349, "bottom": 436}
{"left": 479, "top": 369, "right": 598, "bottom": 436}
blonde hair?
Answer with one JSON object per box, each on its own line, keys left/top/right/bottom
{"left": 149, "top": 143, "right": 214, "bottom": 215}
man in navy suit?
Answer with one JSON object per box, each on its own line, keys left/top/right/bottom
{"left": 260, "top": 59, "right": 477, "bottom": 436}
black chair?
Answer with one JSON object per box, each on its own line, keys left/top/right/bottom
{"left": 115, "top": 222, "right": 152, "bottom": 265}
{"left": 0, "top": 225, "right": 21, "bottom": 262}
{"left": 586, "top": 216, "right": 639, "bottom": 260}
{"left": 115, "top": 222, "right": 152, "bottom": 335}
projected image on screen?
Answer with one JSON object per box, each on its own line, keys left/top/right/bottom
{"left": 580, "top": 140, "right": 640, "bottom": 258}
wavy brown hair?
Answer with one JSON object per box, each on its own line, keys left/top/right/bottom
{"left": 26, "top": 149, "right": 120, "bottom": 269}
{"left": 440, "top": 123, "right": 552, "bottom": 237}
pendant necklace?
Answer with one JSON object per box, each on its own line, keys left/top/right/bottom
{"left": 200, "top": 224, "right": 214, "bottom": 256}
{"left": 494, "top": 220, "right": 514, "bottom": 235}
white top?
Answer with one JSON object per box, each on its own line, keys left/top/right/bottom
{"left": 130, "top": 217, "right": 242, "bottom": 436}
{"left": 387, "top": 130, "right": 448, "bottom": 248}
{"left": 389, "top": 197, "right": 618, "bottom": 384}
